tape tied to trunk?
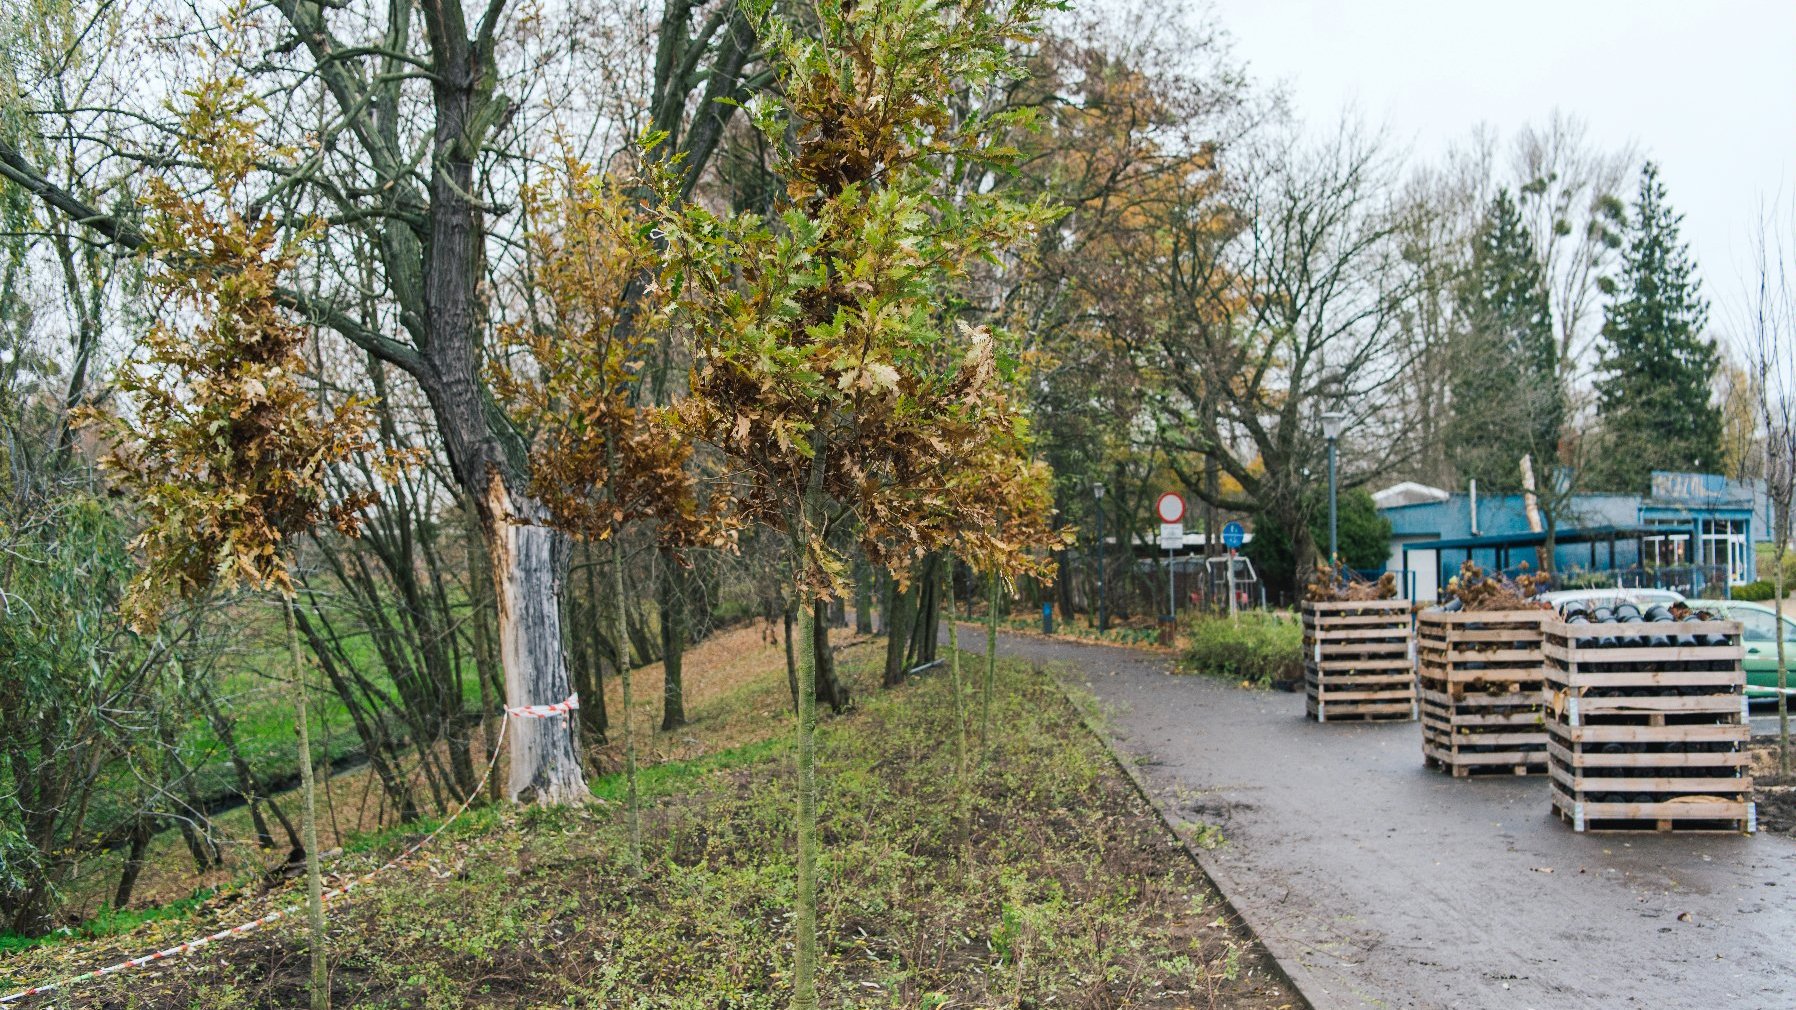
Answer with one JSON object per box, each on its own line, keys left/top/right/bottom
{"left": 504, "top": 693, "right": 580, "bottom": 718}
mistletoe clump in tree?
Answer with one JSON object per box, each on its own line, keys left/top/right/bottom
{"left": 492, "top": 150, "right": 727, "bottom": 864}
{"left": 83, "top": 73, "right": 403, "bottom": 1010}
{"left": 655, "top": 0, "right": 1059, "bottom": 1001}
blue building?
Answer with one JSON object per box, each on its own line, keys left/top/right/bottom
{"left": 1373, "top": 471, "right": 1772, "bottom": 602}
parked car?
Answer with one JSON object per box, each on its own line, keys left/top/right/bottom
{"left": 1692, "top": 599, "right": 1796, "bottom": 701}
{"left": 1536, "top": 587, "right": 1687, "bottom": 610}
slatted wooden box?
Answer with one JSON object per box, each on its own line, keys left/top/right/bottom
{"left": 1542, "top": 617, "right": 1754, "bottom": 833}
{"left": 1417, "top": 609, "right": 1548, "bottom": 776}
{"left": 1302, "top": 599, "right": 1416, "bottom": 722}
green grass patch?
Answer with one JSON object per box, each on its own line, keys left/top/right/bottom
{"left": 0, "top": 888, "right": 218, "bottom": 955}
{"left": 589, "top": 737, "right": 785, "bottom": 804}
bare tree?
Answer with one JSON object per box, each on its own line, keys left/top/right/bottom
{"left": 1746, "top": 207, "right": 1795, "bottom": 775}
{"left": 1510, "top": 112, "right": 1633, "bottom": 381}
{"left": 1148, "top": 120, "right": 1417, "bottom": 594}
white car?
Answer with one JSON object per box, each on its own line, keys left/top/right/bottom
{"left": 1536, "top": 587, "right": 1687, "bottom": 611}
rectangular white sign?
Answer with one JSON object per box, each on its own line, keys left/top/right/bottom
{"left": 1159, "top": 522, "right": 1184, "bottom": 549}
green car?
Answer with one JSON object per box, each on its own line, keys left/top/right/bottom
{"left": 1699, "top": 599, "right": 1796, "bottom": 700}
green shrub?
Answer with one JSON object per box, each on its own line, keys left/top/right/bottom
{"left": 1180, "top": 611, "right": 1303, "bottom": 688}
{"left": 1734, "top": 580, "right": 1777, "bottom": 602}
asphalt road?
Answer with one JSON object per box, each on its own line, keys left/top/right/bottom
{"left": 980, "top": 629, "right": 1796, "bottom": 1010}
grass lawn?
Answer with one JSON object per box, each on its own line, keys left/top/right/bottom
{"left": 1, "top": 639, "right": 1293, "bottom": 1009}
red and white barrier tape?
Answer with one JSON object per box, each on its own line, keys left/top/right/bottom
{"left": 505, "top": 693, "right": 579, "bottom": 719}
{"left": 1, "top": 714, "right": 517, "bottom": 1006}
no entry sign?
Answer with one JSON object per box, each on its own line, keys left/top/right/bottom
{"left": 1155, "top": 492, "right": 1185, "bottom": 524}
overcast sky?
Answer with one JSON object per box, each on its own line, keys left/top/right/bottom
{"left": 1206, "top": 0, "right": 1796, "bottom": 345}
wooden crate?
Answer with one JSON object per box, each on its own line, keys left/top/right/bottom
{"left": 1541, "top": 617, "right": 1755, "bottom": 833}
{"left": 1302, "top": 599, "right": 1416, "bottom": 722}
{"left": 1417, "top": 609, "right": 1548, "bottom": 777}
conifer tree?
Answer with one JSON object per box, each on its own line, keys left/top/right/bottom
{"left": 1593, "top": 162, "right": 1722, "bottom": 489}
{"left": 1447, "top": 188, "right": 1561, "bottom": 489}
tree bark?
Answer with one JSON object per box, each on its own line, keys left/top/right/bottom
{"left": 112, "top": 816, "right": 153, "bottom": 910}
{"left": 612, "top": 527, "right": 643, "bottom": 874}
{"left": 784, "top": 599, "right": 801, "bottom": 714}
{"left": 285, "top": 600, "right": 329, "bottom": 1010}
{"left": 853, "top": 556, "right": 874, "bottom": 634}
{"left": 882, "top": 577, "right": 917, "bottom": 687}
{"left": 812, "top": 599, "right": 850, "bottom": 713}
{"left": 487, "top": 483, "right": 589, "bottom": 804}
{"left": 659, "top": 550, "right": 688, "bottom": 731}
{"left": 982, "top": 572, "right": 999, "bottom": 757}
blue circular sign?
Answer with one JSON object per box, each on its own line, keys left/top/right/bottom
{"left": 1222, "top": 521, "right": 1246, "bottom": 550}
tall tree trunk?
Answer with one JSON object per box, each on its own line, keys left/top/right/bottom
{"left": 784, "top": 599, "right": 801, "bottom": 714}
{"left": 465, "top": 504, "right": 506, "bottom": 803}
{"left": 581, "top": 540, "right": 611, "bottom": 745}
{"left": 112, "top": 816, "right": 153, "bottom": 910}
{"left": 908, "top": 555, "right": 942, "bottom": 668}
{"left": 612, "top": 524, "right": 642, "bottom": 875}
{"left": 982, "top": 572, "right": 999, "bottom": 758}
{"left": 1775, "top": 532, "right": 1789, "bottom": 777}
{"left": 789, "top": 435, "right": 829, "bottom": 1010}
{"left": 659, "top": 550, "right": 688, "bottom": 731}
{"left": 882, "top": 577, "right": 917, "bottom": 687}
{"left": 945, "top": 565, "right": 966, "bottom": 779}
{"left": 853, "top": 555, "right": 874, "bottom": 634}
{"left": 793, "top": 594, "right": 820, "bottom": 1010}
{"left": 286, "top": 600, "right": 329, "bottom": 1010}
{"left": 486, "top": 483, "right": 588, "bottom": 803}
{"left": 812, "top": 600, "right": 850, "bottom": 713}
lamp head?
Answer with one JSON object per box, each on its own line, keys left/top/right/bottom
{"left": 1322, "top": 410, "right": 1345, "bottom": 442}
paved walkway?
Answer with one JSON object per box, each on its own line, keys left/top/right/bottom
{"left": 981, "top": 629, "right": 1796, "bottom": 1010}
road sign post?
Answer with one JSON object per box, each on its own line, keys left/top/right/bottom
{"left": 1226, "top": 549, "right": 1238, "bottom": 622}
{"left": 1155, "top": 493, "right": 1186, "bottom": 635}
{"left": 1159, "top": 522, "right": 1183, "bottom": 623}
{"left": 1221, "top": 521, "right": 1245, "bottom": 622}
{"left": 1156, "top": 492, "right": 1185, "bottom": 625}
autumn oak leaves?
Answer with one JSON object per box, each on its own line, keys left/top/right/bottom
{"left": 500, "top": 0, "right": 1062, "bottom": 614}
{"left": 94, "top": 1, "right": 1059, "bottom": 1002}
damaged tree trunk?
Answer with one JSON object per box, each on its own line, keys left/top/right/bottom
{"left": 486, "top": 481, "right": 588, "bottom": 804}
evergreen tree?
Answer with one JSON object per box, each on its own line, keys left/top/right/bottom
{"left": 1593, "top": 162, "right": 1721, "bottom": 489}
{"left": 1447, "top": 188, "right": 1561, "bottom": 490}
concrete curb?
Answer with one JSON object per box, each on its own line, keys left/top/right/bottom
{"left": 1053, "top": 669, "right": 1339, "bottom": 1010}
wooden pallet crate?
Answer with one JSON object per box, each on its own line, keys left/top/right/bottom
{"left": 1541, "top": 617, "right": 1754, "bottom": 833}
{"left": 1416, "top": 609, "right": 1547, "bottom": 776}
{"left": 1302, "top": 599, "right": 1416, "bottom": 723}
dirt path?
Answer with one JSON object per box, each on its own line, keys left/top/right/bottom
{"left": 973, "top": 626, "right": 1796, "bottom": 1010}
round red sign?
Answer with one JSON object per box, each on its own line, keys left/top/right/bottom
{"left": 1155, "top": 492, "right": 1185, "bottom": 524}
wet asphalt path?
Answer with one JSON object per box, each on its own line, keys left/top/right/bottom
{"left": 974, "top": 628, "right": 1796, "bottom": 1010}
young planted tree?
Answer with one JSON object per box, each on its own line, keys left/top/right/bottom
{"left": 493, "top": 151, "right": 723, "bottom": 865}
{"left": 83, "top": 74, "right": 401, "bottom": 1010}
{"left": 1747, "top": 213, "right": 1795, "bottom": 775}
{"left": 656, "top": 0, "right": 1057, "bottom": 1000}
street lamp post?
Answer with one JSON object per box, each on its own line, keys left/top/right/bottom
{"left": 1093, "top": 483, "right": 1107, "bottom": 631}
{"left": 1322, "top": 411, "right": 1345, "bottom": 566}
